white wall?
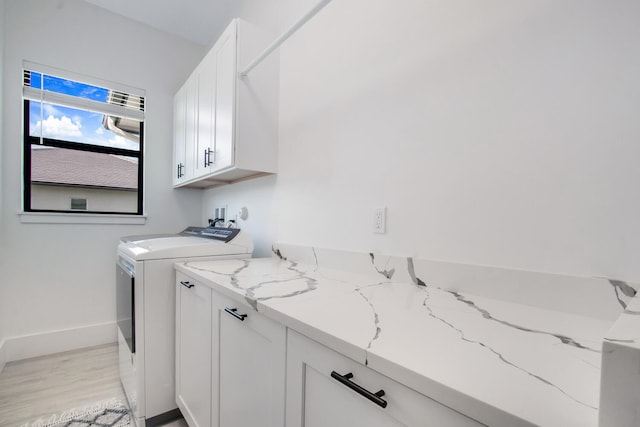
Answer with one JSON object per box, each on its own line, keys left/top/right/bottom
{"left": 0, "top": 0, "right": 7, "bottom": 370}
{"left": 0, "top": 0, "right": 206, "bottom": 361}
{"left": 204, "top": 0, "right": 640, "bottom": 280}
{"left": 0, "top": 0, "right": 5, "bottom": 224}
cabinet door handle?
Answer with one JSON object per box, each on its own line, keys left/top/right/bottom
{"left": 204, "top": 148, "right": 215, "bottom": 167}
{"left": 330, "top": 371, "right": 387, "bottom": 408}
{"left": 180, "top": 281, "right": 194, "bottom": 289}
{"left": 224, "top": 307, "right": 248, "bottom": 321}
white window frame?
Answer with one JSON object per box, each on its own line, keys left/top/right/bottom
{"left": 21, "top": 61, "right": 147, "bottom": 224}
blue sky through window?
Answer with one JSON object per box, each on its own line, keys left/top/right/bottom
{"left": 28, "top": 72, "right": 140, "bottom": 151}
{"left": 30, "top": 71, "right": 110, "bottom": 102}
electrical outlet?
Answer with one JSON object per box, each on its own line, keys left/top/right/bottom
{"left": 373, "top": 207, "right": 386, "bottom": 234}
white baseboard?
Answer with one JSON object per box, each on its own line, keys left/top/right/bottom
{"left": 2, "top": 322, "right": 117, "bottom": 364}
{"left": 0, "top": 339, "right": 6, "bottom": 375}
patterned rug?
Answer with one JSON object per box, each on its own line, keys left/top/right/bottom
{"left": 19, "top": 398, "right": 130, "bottom": 427}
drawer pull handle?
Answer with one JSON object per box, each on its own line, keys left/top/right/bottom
{"left": 224, "top": 307, "right": 248, "bottom": 321}
{"left": 331, "top": 371, "right": 387, "bottom": 408}
{"left": 180, "top": 281, "right": 194, "bottom": 289}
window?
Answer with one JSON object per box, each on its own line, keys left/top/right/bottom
{"left": 23, "top": 62, "right": 145, "bottom": 215}
{"left": 70, "top": 198, "right": 88, "bottom": 211}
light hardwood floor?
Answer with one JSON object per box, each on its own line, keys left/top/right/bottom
{"left": 0, "top": 343, "right": 187, "bottom": 427}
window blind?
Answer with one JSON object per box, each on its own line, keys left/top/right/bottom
{"left": 23, "top": 67, "right": 145, "bottom": 122}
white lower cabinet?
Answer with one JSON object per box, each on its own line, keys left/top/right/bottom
{"left": 175, "top": 271, "right": 286, "bottom": 427}
{"left": 176, "top": 271, "right": 482, "bottom": 427}
{"left": 213, "top": 292, "right": 286, "bottom": 427}
{"left": 285, "top": 330, "right": 484, "bottom": 427}
{"left": 175, "top": 273, "right": 212, "bottom": 427}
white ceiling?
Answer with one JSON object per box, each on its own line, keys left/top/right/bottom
{"left": 83, "top": 0, "right": 236, "bottom": 46}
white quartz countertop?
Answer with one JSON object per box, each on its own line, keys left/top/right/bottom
{"left": 175, "top": 246, "right": 636, "bottom": 427}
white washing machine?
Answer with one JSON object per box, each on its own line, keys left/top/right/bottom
{"left": 116, "top": 226, "right": 253, "bottom": 426}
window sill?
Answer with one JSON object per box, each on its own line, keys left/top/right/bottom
{"left": 19, "top": 212, "right": 147, "bottom": 225}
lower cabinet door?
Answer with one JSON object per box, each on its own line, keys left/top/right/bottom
{"left": 212, "top": 291, "right": 286, "bottom": 427}
{"left": 175, "top": 273, "right": 212, "bottom": 427}
{"left": 286, "top": 330, "right": 485, "bottom": 427}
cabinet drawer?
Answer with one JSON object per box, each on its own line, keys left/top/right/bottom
{"left": 286, "top": 330, "right": 484, "bottom": 427}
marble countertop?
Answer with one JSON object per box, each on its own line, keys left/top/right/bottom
{"left": 175, "top": 244, "right": 638, "bottom": 427}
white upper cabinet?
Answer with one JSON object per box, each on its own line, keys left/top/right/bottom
{"left": 173, "top": 18, "right": 279, "bottom": 189}
{"left": 173, "top": 78, "right": 196, "bottom": 185}
{"left": 211, "top": 26, "right": 235, "bottom": 175}
{"left": 194, "top": 49, "right": 217, "bottom": 179}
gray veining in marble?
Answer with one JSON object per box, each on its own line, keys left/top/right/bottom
{"left": 608, "top": 279, "right": 637, "bottom": 309}
{"left": 447, "top": 291, "right": 600, "bottom": 353}
{"left": 407, "top": 258, "right": 427, "bottom": 287}
{"left": 369, "top": 253, "right": 395, "bottom": 279}
{"left": 186, "top": 259, "right": 250, "bottom": 292}
{"left": 271, "top": 246, "right": 287, "bottom": 261}
{"left": 354, "top": 284, "right": 384, "bottom": 361}
{"left": 420, "top": 288, "right": 598, "bottom": 410}
{"left": 244, "top": 259, "right": 319, "bottom": 309}
{"left": 185, "top": 256, "right": 320, "bottom": 311}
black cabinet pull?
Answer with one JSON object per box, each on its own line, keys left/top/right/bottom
{"left": 204, "top": 148, "right": 215, "bottom": 167}
{"left": 331, "top": 371, "right": 387, "bottom": 408}
{"left": 224, "top": 307, "right": 248, "bottom": 321}
{"left": 180, "top": 281, "right": 194, "bottom": 289}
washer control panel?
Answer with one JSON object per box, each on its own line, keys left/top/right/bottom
{"left": 180, "top": 226, "right": 240, "bottom": 243}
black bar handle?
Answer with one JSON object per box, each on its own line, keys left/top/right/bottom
{"left": 224, "top": 307, "right": 248, "bottom": 321}
{"left": 204, "top": 149, "right": 209, "bottom": 167}
{"left": 180, "top": 281, "right": 194, "bottom": 289}
{"left": 330, "top": 371, "right": 387, "bottom": 408}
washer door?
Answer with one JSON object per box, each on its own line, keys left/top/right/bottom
{"left": 116, "top": 258, "right": 135, "bottom": 353}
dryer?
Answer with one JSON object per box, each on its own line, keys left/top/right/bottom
{"left": 116, "top": 226, "right": 253, "bottom": 426}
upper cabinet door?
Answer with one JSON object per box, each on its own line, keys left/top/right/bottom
{"left": 194, "top": 50, "right": 217, "bottom": 178}
{"left": 183, "top": 76, "right": 197, "bottom": 181}
{"left": 173, "top": 78, "right": 196, "bottom": 186}
{"left": 172, "top": 86, "right": 187, "bottom": 186}
{"left": 212, "top": 22, "right": 237, "bottom": 174}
